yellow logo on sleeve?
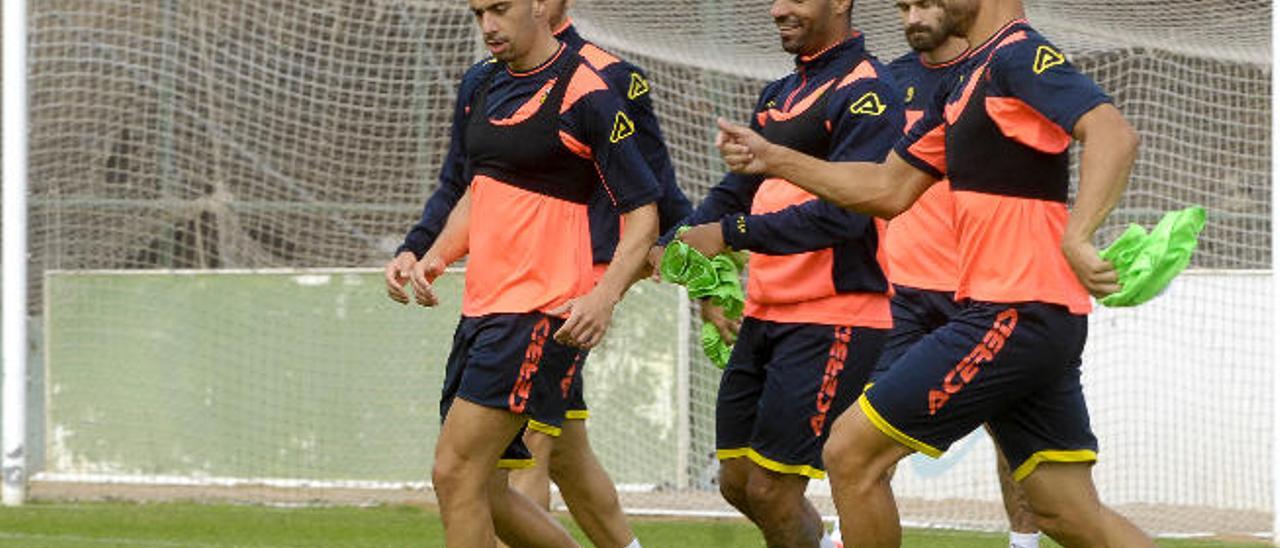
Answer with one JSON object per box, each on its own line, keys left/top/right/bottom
{"left": 905, "top": 86, "right": 915, "bottom": 104}
{"left": 609, "top": 111, "right": 635, "bottom": 143}
{"left": 1033, "top": 45, "right": 1065, "bottom": 74}
{"left": 849, "top": 91, "right": 886, "bottom": 116}
{"left": 627, "top": 72, "right": 650, "bottom": 100}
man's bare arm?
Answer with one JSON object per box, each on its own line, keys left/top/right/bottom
{"left": 716, "top": 118, "right": 935, "bottom": 219}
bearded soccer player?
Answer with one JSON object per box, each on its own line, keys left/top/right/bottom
{"left": 384, "top": 0, "right": 659, "bottom": 545}
{"left": 715, "top": 0, "right": 1153, "bottom": 545}
{"left": 660, "top": 1, "right": 902, "bottom": 546}
{"left": 879, "top": 2, "right": 1040, "bottom": 547}
{"left": 386, "top": 1, "right": 687, "bottom": 546}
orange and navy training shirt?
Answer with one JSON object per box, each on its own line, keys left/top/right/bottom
{"left": 664, "top": 35, "right": 903, "bottom": 327}
{"left": 450, "top": 45, "right": 658, "bottom": 317}
{"left": 894, "top": 19, "right": 1112, "bottom": 314}
{"left": 398, "top": 23, "right": 689, "bottom": 270}
{"left": 882, "top": 51, "right": 967, "bottom": 293}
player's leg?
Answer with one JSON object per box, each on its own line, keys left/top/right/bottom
{"left": 433, "top": 398, "right": 537, "bottom": 547}
{"left": 740, "top": 463, "right": 823, "bottom": 547}
{"left": 488, "top": 467, "right": 579, "bottom": 548}
{"left": 717, "top": 457, "right": 760, "bottom": 524}
{"left": 435, "top": 313, "right": 580, "bottom": 547}
{"left": 987, "top": 318, "right": 1153, "bottom": 548}
{"left": 823, "top": 405, "right": 914, "bottom": 547}
{"left": 714, "top": 317, "right": 769, "bottom": 522}
{"left": 1018, "top": 463, "right": 1153, "bottom": 548}
{"left": 549, "top": 419, "right": 637, "bottom": 548}
{"left": 509, "top": 427, "right": 556, "bottom": 510}
{"left": 988, "top": 427, "right": 1041, "bottom": 547}
{"left": 827, "top": 303, "right": 1037, "bottom": 547}
{"left": 866, "top": 286, "right": 955, "bottom": 490}
{"left": 742, "top": 323, "right": 885, "bottom": 547}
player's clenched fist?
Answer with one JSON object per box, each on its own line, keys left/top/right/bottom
{"left": 716, "top": 118, "right": 771, "bottom": 175}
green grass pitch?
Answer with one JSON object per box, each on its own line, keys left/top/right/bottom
{"left": 0, "top": 502, "right": 1265, "bottom": 547}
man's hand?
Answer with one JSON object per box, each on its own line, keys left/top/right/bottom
{"left": 548, "top": 289, "right": 617, "bottom": 349}
{"left": 384, "top": 251, "right": 417, "bottom": 304}
{"left": 700, "top": 300, "right": 741, "bottom": 345}
{"left": 678, "top": 223, "right": 726, "bottom": 258}
{"left": 408, "top": 255, "right": 447, "bottom": 307}
{"left": 646, "top": 245, "right": 665, "bottom": 281}
{"left": 717, "top": 118, "right": 771, "bottom": 174}
{"left": 1062, "top": 239, "right": 1121, "bottom": 298}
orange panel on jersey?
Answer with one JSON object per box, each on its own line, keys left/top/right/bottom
{"left": 951, "top": 191, "right": 1091, "bottom": 314}
{"left": 560, "top": 64, "right": 608, "bottom": 114}
{"left": 906, "top": 124, "right": 948, "bottom": 174}
{"left": 744, "top": 178, "right": 891, "bottom": 327}
{"left": 577, "top": 43, "right": 620, "bottom": 71}
{"left": 984, "top": 96, "right": 1071, "bottom": 154}
{"left": 885, "top": 180, "right": 960, "bottom": 292}
{"left": 745, "top": 293, "right": 892, "bottom": 328}
{"left": 492, "top": 79, "right": 557, "bottom": 127}
{"left": 463, "top": 175, "right": 594, "bottom": 317}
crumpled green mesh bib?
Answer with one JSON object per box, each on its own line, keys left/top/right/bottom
{"left": 1098, "top": 206, "right": 1205, "bottom": 307}
{"left": 659, "top": 234, "right": 745, "bottom": 368}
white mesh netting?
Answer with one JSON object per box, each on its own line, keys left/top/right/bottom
{"left": 4, "top": 0, "right": 1273, "bottom": 538}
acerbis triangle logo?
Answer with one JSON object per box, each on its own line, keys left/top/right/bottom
{"left": 627, "top": 72, "right": 650, "bottom": 100}
{"left": 849, "top": 91, "right": 886, "bottom": 116}
{"left": 1033, "top": 45, "right": 1065, "bottom": 74}
{"left": 609, "top": 111, "right": 635, "bottom": 143}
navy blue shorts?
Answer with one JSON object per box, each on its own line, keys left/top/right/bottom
{"left": 871, "top": 285, "right": 961, "bottom": 382}
{"left": 860, "top": 302, "right": 1097, "bottom": 481}
{"left": 528, "top": 349, "right": 590, "bottom": 437}
{"left": 440, "top": 313, "right": 578, "bottom": 469}
{"left": 716, "top": 318, "right": 887, "bottom": 479}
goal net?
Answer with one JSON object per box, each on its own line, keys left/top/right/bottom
{"left": 8, "top": 0, "right": 1273, "bottom": 539}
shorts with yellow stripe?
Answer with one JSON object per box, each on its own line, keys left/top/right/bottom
{"left": 528, "top": 349, "right": 590, "bottom": 437}
{"left": 716, "top": 318, "right": 887, "bottom": 479}
{"left": 439, "top": 313, "right": 578, "bottom": 470}
{"left": 861, "top": 301, "right": 1098, "bottom": 481}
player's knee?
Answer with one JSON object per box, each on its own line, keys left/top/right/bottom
{"left": 822, "top": 434, "right": 865, "bottom": 477}
{"left": 742, "top": 471, "right": 800, "bottom": 517}
{"left": 431, "top": 448, "right": 478, "bottom": 497}
{"left": 431, "top": 459, "right": 462, "bottom": 497}
{"left": 1028, "top": 499, "right": 1104, "bottom": 544}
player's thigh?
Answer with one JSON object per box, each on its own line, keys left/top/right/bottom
{"left": 716, "top": 318, "right": 771, "bottom": 453}
{"left": 871, "top": 286, "right": 956, "bottom": 382}
{"left": 437, "top": 397, "right": 529, "bottom": 469}
{"left": 862, "top": 302, "right": 1072, "bottom": 458}
{"left": 751, "top": 323, "right": 885, "bottom": 476}
{"left": 986, "top": 312, "right": 1095, "bottom": 484}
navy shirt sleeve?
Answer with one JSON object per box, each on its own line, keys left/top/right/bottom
{"left": 724, "top": 71, "right": 904, "bottom": 254}
{"left": 395, "top": 62, "right": 492, "bottom": 259}
{"left": 990, "top": 39, "right": 1112, "bottom": 134}
{"left": 602, "top": 64, "right": 693, "bottom": 233}
{"left": 566, "top": 67, "right": 660, "bottom": 214}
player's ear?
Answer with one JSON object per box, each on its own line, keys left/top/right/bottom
{"left": 837, "top": 0, "right": 854, "bottom": 18}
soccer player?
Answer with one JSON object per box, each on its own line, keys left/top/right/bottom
{"left": 660, "top": 0, "right": 902, "bottom": 545}
{"left": 384, "top": 0, "right": 659, "bottom": 545}
{"left": 880, "top": 1, "right": 1040, "bottom": 546}
{"left": 387, "top": 1, "right": 689, "bottom": 546}
{"left": 714, "top": 0, "right": 1154, "bottom": 546}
